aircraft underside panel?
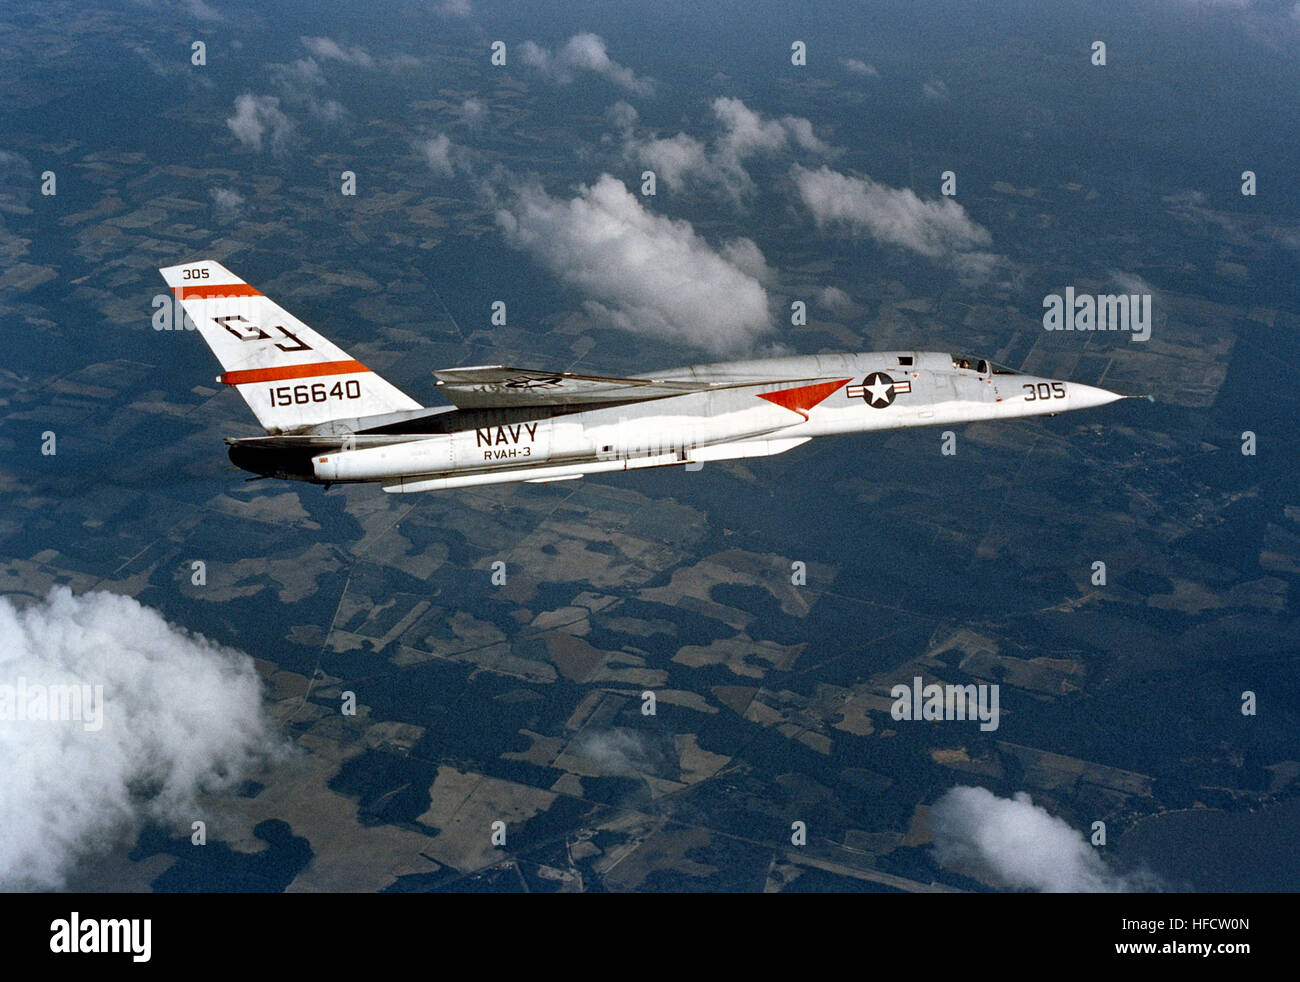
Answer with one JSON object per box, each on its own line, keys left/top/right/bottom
{"left": 379, "top": 434, "right": 814, "bottom": 492}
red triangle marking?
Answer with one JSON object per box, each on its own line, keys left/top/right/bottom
{"left": 757, "top": 378, "right": 851, "bottom": 420}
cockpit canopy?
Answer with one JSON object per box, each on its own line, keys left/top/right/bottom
{"left": 952, "top": 355, "right": 1022, "bottom": 375}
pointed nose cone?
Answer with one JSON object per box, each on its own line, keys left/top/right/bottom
{"left": 1068, "top": 382, "right": 1125, "bottom": 411}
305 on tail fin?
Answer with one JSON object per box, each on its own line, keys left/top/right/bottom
{"left": 159, "top": 260, "right": 421, "bottom": 434}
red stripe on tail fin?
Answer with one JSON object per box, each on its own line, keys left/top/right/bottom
{"left": 173, "top": 283, "right": 263, "bottom": 300}
{"left": 220, "top": 359, "right": 371, "bottom": 386}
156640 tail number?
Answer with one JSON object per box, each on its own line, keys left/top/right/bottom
{"left": 269, "top": 380, "right": 361, "bottom": 406}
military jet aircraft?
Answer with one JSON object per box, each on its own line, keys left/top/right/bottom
{"left": 160, "top": 260, "right": 1129, "bottom": 492}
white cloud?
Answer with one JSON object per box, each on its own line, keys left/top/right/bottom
{"left": 521, "top": 33, "right": 654, "bottom": 96}
{"left": 493, "top": 173, "right": 773, "bottom": 353}
{"left": 780, "top": 115, "right": 832, "bottom": 155}
{"left": 272, "top": 57, "right": 327, "bottom": 89}
{"left": 306, "top": 96, "right": 347, "bottom": 124}
{"left": 621, "top": 97, "right": 830, "bottom": 202}
{"left": 519, "top": 40, "right": 550, "bottom": 69}
{"left": 842, "top": 58, "right": 878, "bottom": 76}
{"left": 792, "top": 163, "right": 999, "bottom": 277}
{"left": 0, "top": 588, "right": 283, "bottom": 890}
{"left": 183, "top": 0, "right": 223, "bottom": 21}
{"left": 818, "top": 286, "right": 852, "bottom": 311}
{"left": 571, "top": 729, "right": 660, "bottom": 778}
{"left": 720, "top": 236, "right": 775, "bottom": 285}
{"left": 562, "top": 33, "right": 653, "bottom": 95}
{"left": 1164, "top": 189, "right": 1300, "bottom": 250}
{"left": 634, "top": 132, "right": 712, "bottom": 190}
{"left": 0, "top": 149, "right": 32, "bottom": 182}
{"left": 266, "top": 58, "right": 349, "bottom": 124}
{"left": 416, "top": 134, "right": 457, "bottom": 177}
{"left": 923, "top": 79, "right": 949, "bottom": 101}
{"left": 713, "top": 96, "right": 792, "bottom": 158}
{"left": 930, "top": 786, "right": 1161, "bottom": 892}
{"left": 1110, "top": 270, "right": 1157, "bottom": 297}
{"left": 225, "top": 94, "right": 293, "bottom": 153}
{"left": 712, "top": 97, "right": 832, "bottom": 160}
{"left": 459, "top": 98, "right": 486, "bottom": 127}
{"left": 300, "top": 36, "right": 374, "bottom": 67}
{"left": 128, "top": 40, "right": 214, "bottom": 87}
{"left": 209, "top": 187, "right": 244, "bottom": 221}
{"left": 298, "top": 36, "right": 421, "bottom": 71}
{"left": 1164, "top": 0, "right": 1300, "bottom": 46}
{"left": 436, "top": 0, "right": 472, "bottom": 16}
{"left": 606, "top": 100, "right": 639, "bottom": 131}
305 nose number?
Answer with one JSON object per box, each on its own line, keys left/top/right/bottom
{"left": 1023, "top": 382, "right": 1066, "bottom": 401}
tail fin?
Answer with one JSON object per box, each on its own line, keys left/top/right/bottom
{"left": 159, "top": 259, "right": 421, "bottom": 434}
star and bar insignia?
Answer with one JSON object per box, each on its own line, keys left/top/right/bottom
{"left": 847, "top": 372, "right": 911, "bottom": 408}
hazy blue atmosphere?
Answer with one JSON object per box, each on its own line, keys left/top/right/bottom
{"left": 0, "top": 0, "right": 1296, "bottom": 893}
